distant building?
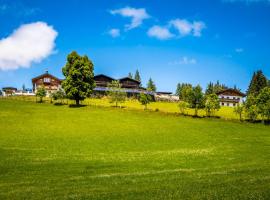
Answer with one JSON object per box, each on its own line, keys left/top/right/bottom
{"left": 2, "top": 87, "right": 17, "bottom": 96}
{"left": 217, "top": 89, "right": 246, "bottom": 107}
{"left": 32, "top": 71, "right": 62, "bottom": 95}
{"left": 93, "top": 74, "right": 152, "bottom": 96}
{"left": 155, "top": 92, "right": 179, "bottom": 102}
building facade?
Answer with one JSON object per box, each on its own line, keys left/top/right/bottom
{"left": 217, "top": 89, "right": 246, "bottom": 107}
{"left": 32, "top": 71, "right": 62, "bottom": 95}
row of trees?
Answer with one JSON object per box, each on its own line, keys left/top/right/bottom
{"left": 234, "top": 70, "right": 270, "bottom": 122}
{"left": 177, "top": 84, "right": 220, "bottom": 117}
{"left": 128, "top": 70, "right": 157, "bottom": 92}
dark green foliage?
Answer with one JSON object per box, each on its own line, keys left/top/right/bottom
{"left": 257, "top": 87, "right": 270, "bottom": 121}
{"left": 51, "top": 89, "right": 66, "bottom": 104}
{"left": 36, "top": 86, "right": 46, "bottom": 102}
{"left": 0, "top": 90, "right": 2, "bottom": 96}
{"left": 146, "top": 78, "right": 156, "bottom": 92}
{"left": 62, "top": 51, "right": 95, "bottom": 105}
{"left": 205, "top": 81, "right": 228, "bottom": 95}
{"left": 175, "top": 83, "right": 193, "bottom": 101}
{"left": 128, "top": 72, "right": 133, "bottom": 79}
{"left": 205, "top": 82, "right": 215, "bottom": 95}
{"left": 134, "top": 69, "right": 141, "bottom": 83}
{"left": 234, "top": 104, "right": 245, "bottom": 121}
{"left": 247, "top": 70, "right": 268, "bottom": 97}
{"left": 204, "top": 94, "right": 220, "bottom": 117}
{"left": 187, "top": 85, "right": 205, "bottom": 116}
{"left": 107, "top": 80, "right": 126, "bottom": 107}
{"left": 139, "top": 93, "right": 152, "bottom": 110}
{"left": 22, "top": 84, "right": 26, "bottom": 92}
{"left": 178, "top": 101, "right": 189, "bottom": 115}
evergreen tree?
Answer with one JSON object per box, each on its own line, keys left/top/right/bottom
{"left": 22, "top": 84, "right": 26, "bottom": 92}
{"left": 257, "top": 87, "right": 270, "bottom": 121}
{"left": 134, "top": 69, "right": 141, "bottom": 83}
{"left": 247, "top": 70, "right": 268, "bottom": 97}
{"left": 176, "top": 83, "right": 192, "bottom": 101}
{"left": 147, "top": 78, "right": 156, "bottom": 92}
{"left": 205, "top": 82, "right": 214, "bottom": 95}
{"left": 62, "top": 51, "right": 95, "bottom": 105}
{"left": 128, "top": 72, "right": 133, "bottom": 79}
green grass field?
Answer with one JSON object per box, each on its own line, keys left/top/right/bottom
{"left": 0, "top": 100, "right": 270, "bottom": 199}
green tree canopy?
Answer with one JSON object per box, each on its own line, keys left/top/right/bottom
{"left": 134, "top": 69, "right": 141, "bottom": 83}
{"left": 257, "top": 87, "right": 270, "bottom": 121}
{"left": 62, "top": 51, "right": 95, "bottom": 105}
{"left": 175, "top": 83, "right": 193, "bottom": 102}
{"left": 146, "top": 78, "right": 157, "bottom": 92}
{"left": 204, "top": 94, "right": 220, "bottom": 117}
{"left": 234, "top": 104, "right": 245, "bottom": 121}
{"left": 36, "top": 86, "right": 46, "bottom": 103}
{"left": 247, "top": 70, "right": 268, "bottom": 97}
{"left": 187, "top": 85, "right": 205, "bottom": 116}
{"left": 107, "top": 80, "right": 126, "bottom": 107}
{"left": 139, "top": 93, "right": 152, "bottom": 110}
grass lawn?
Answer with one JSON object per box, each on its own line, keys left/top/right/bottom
{"left": 0, "top": 100, "right": 269, "bottom": 199}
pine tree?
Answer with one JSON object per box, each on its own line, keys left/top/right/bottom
{"left": 128, "top": 72, "right": 133, "bottom": 79}
{"left": 134, "top": 70, "right": 141, "bottom": 82}
{"left": 205, "top": 82, "right": 214, "bottom": 95}
{"left": 247, "top": 70, "right": 268, "bottom": 97}
{"left": 147, "top": 78, "right": 156, "bottom": 92}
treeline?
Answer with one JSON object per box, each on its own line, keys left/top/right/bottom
{"left": 175, "top": 70, "right": 270, "bottom": 123}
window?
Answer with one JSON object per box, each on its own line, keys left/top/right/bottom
{"left": 44, "top": 78, "right": 50, "bottom": 83}
{"left": 222, "top": 103, "right": 224, "bottom": 106}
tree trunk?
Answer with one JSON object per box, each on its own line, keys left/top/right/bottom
{"left": 76, "top": 99, "right": 80, "bottom": 106}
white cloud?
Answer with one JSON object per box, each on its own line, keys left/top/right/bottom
{"left": 169, "top": 57, "right": 197, "bottom": 65}
{"left": 147, "top": 25, "right": 174, "bottom": 40}
{"left": 235, "top": 48, "right": 244, "bottom": 53}
{"left": 110, "top": 7, "right": 150, "bottom": 30}
{"left": 169, "top": 19, "right": 206, "bottom": 37}
{"left": 0, "top": 22, "right": 58, "bottom": 70}
{"left": 108, "top": 28, "right": 120, "bottom": 38}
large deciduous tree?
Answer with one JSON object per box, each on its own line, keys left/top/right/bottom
{"left": 188, "top": 85, "right": 205, "bottom": 117}
{"left": 175, "top": 83, "right": 193, "bottom": 102}
{"left": 62, "top": 51, "right": 95, "bottom": 106}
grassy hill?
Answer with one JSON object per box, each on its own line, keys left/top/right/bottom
{"left": 0, "top": 100, "right": 269, "bottom": 199}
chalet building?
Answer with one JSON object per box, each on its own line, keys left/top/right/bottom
{"left": 217, "top": 89, "right": 246, "bottom": 107}
{"left": 155, "top": 92, "right": 179, "bottom": 102}
{"left": 32, "top": 71, "right": 62, "bottom": 95}
{"left": 94, "top": 74, "right": 153, "bottom": 96}
{"left": 2, "top": 87, "right": 17, "bottom": 96}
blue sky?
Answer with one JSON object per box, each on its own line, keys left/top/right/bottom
{"left": 0, "top": 0, "right": 270, "bottom": 92}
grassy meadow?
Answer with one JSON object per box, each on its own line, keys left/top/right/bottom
{"left": 0, "top": 99, "right": 270, "bottom": 199}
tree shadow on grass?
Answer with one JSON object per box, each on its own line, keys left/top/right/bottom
{"left": 69, "top": 104, "right": 87, "bottom": 108}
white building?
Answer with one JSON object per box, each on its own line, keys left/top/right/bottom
{"left": 217, "top": 89, "right": 246, "bottom": 107}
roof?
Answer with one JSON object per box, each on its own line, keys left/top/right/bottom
{"left": 94, "top": 74, "right": 115, "bottom": 81}
{"left": 2, "top": 87, "right": 17, "bottom": 91}
{"left": 156, "top": 91, "right": 172, "bottom": 95}
{"left": 118, "top": 77, "right": 141, "bottom": 84}
{"left": 32, "top": 71, "right": 62, "bottom": 83}
{"left": 216, "top": 88, "right": 246, "bottom": 97}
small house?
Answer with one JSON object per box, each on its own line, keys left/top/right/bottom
{"left": 217, "top": 89, "right": 246, "bottom": 107}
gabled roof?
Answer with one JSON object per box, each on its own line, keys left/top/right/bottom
{"left": 32, "top": 71, "right": 62, "bottom": 83}
{"left": 118, "top": 77, "right": 141, "bottom": 84}
{"left": 2, "top": 87, "right": 17, "bottom": 91}
{"left": 94, "top": 74, "right": 115, "bottom": 81}
{"left": 216, "top": 88, "right": 246, "bottom": 97}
